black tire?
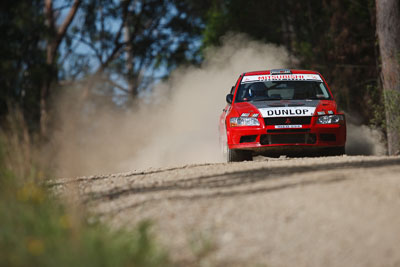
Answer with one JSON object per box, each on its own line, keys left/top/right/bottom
{"left": 325, "top": 146, "right": 345, "bottom": 156}
{"left": 227, "top": 148, "right": 253, "bottom": 162}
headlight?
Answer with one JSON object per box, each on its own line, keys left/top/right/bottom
{"left": 230, "top": 117, "right": 260, "bottom": 127}
{"left": 317, "top": 115, "right": 344, "bottom": 124}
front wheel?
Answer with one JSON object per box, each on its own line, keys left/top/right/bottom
{"left": 227, "top": 147, "right": 253, "bottom": 162}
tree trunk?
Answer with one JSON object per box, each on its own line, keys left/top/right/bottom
{"left": 376, "top": 0, "right": 400, "bottom": 155}
{"left": 40, "top": 80, "right": 50, "bottom": 137}
{"left": 40, "top": 0, "right": 81, "bottom": 137}
{"left": 124, "top": 20, "right": 137, "bottom": 96}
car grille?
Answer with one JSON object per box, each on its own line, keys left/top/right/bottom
{"left": 260, "top": 133, "right": 316, "bottom": 145}
{"left": 264, "top": 116, "right": 312, "bottom": 125}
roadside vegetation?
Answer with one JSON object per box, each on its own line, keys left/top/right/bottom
{"left": 0, "top": 113, "right": 170, "bottom": 267}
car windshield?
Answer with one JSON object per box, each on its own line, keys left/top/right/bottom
{"left": 236, "top": 80, "right": 332, "bottom": 102}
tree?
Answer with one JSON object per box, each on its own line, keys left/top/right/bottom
{"left": 70, "top": 0, "right": 204, "bottom": 100}
{"left": 0, "top": 0, "right": 46, "bottom": 131}
{"left": 41, "top": 0, "right": 81, "bottom": 136}
{"left": 202, "top": 0, "right": 379, "bottom": 124}
{"left": 0, "top": 0, "right": 205, "bottom": 136}
{"left": 376, "top": 0, "right": 400, "bottom": 155}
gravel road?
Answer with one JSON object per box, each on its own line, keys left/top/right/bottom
{"left": 52, "top": 155, "right": 400, "bottom": 266}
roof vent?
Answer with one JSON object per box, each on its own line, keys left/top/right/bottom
{"left": 270, "top": 69, "right": 292, "bottom": 75}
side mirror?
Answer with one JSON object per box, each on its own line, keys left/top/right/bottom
{"left": 226, "top": 94, "right": 233, "bottom": 104}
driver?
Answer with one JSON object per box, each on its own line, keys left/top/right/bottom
{"left": 248, "top": 82, "right": 267, "bottom": 100}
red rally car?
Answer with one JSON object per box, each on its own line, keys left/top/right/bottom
{"left": 219, "top": 69, "right": 346, "bottom": 162}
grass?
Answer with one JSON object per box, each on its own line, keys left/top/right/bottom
{"left": 0, "top": 110, "right": 171, "bottom": 267}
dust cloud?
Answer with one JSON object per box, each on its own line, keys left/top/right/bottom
{"left": 52, "top": 34, "right": 386, "bottom": 177}
{"left": 345, "top": 116, "right": 387, "bottom": 155}
{"left": 53, "top": 34, "right": 290, "bottom": 176}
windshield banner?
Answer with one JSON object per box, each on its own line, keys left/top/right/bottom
{"left": 242, "top": 74, "right": 322, "bottom": 83}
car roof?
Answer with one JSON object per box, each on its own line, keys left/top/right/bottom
{"left": 243, "top": 69, "right": 320, "bottom": 76}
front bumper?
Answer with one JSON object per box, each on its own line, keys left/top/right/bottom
{"left": 227, "top": 116, "right": 346, "bottom": 152}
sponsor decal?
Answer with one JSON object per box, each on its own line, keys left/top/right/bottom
{"left": 275, "top": 125, "right": 302, "bottom": 129}
{"left": 258, "top": 107, "right": 316, "bottom": 117}
{"left": 241, "top": 74, "right": 322, "bottom": 83}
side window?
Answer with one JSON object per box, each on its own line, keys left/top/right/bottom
{"left": 231, "top": 75, "right": 242, "bottom": 94}
{"left": 318, "top": 83, "right": 330, "bottom": 98}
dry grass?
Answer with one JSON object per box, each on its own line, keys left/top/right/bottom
{"left": 0, "top": 107, "right": 171, "bottom": 267}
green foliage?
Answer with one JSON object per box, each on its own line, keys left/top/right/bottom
{"left": 367, "top": 84, "right": 386, "bottom": 130}
{"left": 189, "top": 231, "right": 216, "bottom": 263}
{"left": 202, "top": 5, "right": 228, "bottom": 47}
{"left": 0, "top": 187, "right": 169, "bottom": 267}
{"left": 202, "top": 0, "right": 285, "bottom": 48}
{"left": 68, "top": 0, "right": 205, "bottom": 95}
{"left": 0, "top": 0, "right": 207, "bottom": 133}
{"left": 202, "top": 0, "right": 379, "bottom": 123}
{"left": 383, "top": 89, "right": 400, "bottom": 137}
{"left": 0, "top": 0, "right": 46, "bottom": 131}
{"left": 0, "top": 119, "right": 170, "bottom": 267}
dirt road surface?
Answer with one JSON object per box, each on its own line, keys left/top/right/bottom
{"left": 52, "top": 155, "right": 400, "bottom": 266}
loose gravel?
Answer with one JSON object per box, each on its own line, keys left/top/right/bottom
{"left": 53, "top": 155, "right": 400, "bottom": 267}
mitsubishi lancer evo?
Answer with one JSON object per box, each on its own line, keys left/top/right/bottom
{"left": 219, "top": 69, "right": 346, "bottom": 162}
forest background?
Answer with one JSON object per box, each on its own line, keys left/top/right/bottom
{"left": 0, "top": 1, "right": 399, "bottom": 266}
{"left": 1, "top": 0, "right": 399, "bottom": 156}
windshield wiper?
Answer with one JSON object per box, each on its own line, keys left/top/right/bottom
{"left": 252, "top": 97, "right": 282, "bottom": 101}
{"left": 304, "top": 97, "right": 327, "bottom": 100}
